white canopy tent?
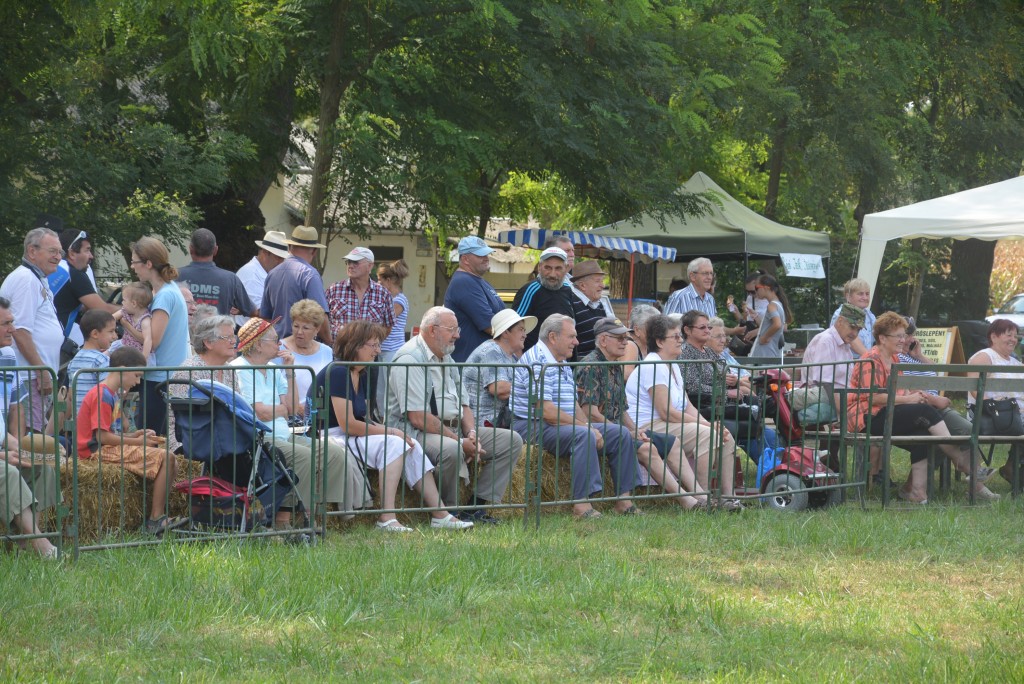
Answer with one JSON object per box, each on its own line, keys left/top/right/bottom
{"left": 857, "top": 176, "right": 1024, "bottom": 293}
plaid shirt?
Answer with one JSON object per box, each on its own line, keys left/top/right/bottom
{"left": 325, "top": 279, "right": 395, "bottom": 338}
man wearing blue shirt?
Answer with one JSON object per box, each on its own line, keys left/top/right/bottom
{"left": 444, "top": 236, "right": 506, "bottom": 362}
{"left": 511, "top": 314, "right": 641, "bottom": 518}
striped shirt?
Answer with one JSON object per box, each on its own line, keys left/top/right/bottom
{"left": 513, "top": 340, "right": 577, "bottom": 418}
{"left": 664, "top": 283, "right": 718, "bottom": 318}
{"left": 896, "top": 353, "right": 938, "bottom": 396}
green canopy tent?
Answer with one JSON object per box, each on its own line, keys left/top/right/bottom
{"left": 589, "top": 171, "right": 832, "bottom": 314}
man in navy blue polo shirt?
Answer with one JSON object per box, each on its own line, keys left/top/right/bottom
{"left": 444, "top": 236, "right": 506, "bottom": 362}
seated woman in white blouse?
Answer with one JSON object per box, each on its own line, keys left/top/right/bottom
{"left": 626, "top": 314, "right": 743, "bottom": 512}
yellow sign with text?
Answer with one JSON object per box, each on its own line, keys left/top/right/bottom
{"left": 913, "top": 327, "right": 965, "bottom": 365}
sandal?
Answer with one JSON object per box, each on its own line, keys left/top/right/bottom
{"left": 575, "top": 508, "right": 602, "bottom": 520}
{"left": 617, "top": 505, "right": 644, "bottom": 516}
{"left": 721, "top": 499, "right": 744, "bottom": 513}
{"left": 144, "top": 515, "right": 188, "bottom": 536}
{"left": 375, "top": 519, "right": 413, "bottom": 533}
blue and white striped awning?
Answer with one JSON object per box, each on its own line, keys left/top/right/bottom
{"left": 497, "top": 229, "right": 676, "bottom": 264}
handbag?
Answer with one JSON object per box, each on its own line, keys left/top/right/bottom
{"left": 493, "top": 402, "right": 512, "bottom": 430}
{"left": 979, "top": 398, "right": 1024, "bottom": 436}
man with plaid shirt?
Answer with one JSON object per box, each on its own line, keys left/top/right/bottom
{"left": 325, "top": 247, "right": 395, "bottom": 338}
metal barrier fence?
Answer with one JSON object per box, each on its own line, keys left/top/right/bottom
{"left": 67, "top": 363, "right": 321, "bottom": 556}
{"left": 27, "top": 349, "right": 1024, "bottom": 557}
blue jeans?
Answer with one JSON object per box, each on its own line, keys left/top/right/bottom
{"left": 514, "top": 418, "right": 641, "bottom": 501}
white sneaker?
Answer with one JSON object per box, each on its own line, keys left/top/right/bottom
{"left": 430, "top": 514, "right": 474, "bottom": 530}
{"left": 974, "top": 485, "right": 1001, "bottom": 502}
{"left": 375, "top": 519, "right": 413, "bottom": 533}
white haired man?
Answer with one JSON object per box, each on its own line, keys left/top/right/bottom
{"left": 0, "top": 227, "right": 65, "bottom": 436}
{"left": 664, "top": 257, "right": 744, "bottom": 336}
{"left": 387, "top": 306, "right": 521, "bottom": 523}
{"left": 512, "top": 314, "right": 642, "bottom": 518}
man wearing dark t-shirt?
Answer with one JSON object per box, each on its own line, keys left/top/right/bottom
{"left": 52, "top": 229, "right": 119, "bottom": 344}
{"left": 177, "top": 228, "right": 256, "bottom": 317}
{"left": 444, "top": 236, "right": 506, "bottom": 362}
{"left": 512, "top": 247, "right": 575, "bottom": 351}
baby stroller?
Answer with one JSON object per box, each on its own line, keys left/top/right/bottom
{"left": 169, "top": 379, "right": 302, "bottom": 532}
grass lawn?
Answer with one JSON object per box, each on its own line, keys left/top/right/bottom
{"left": 3, "top": 489, "right": 1024, "bottom": 682}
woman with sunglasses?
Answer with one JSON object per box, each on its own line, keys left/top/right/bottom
{"left": 232, "top": 317, "right": 373, "bottom": 527}
{"left": 629, "top": 314, "right": 741, "bottom": 510}
{"left": 312, "top": 320, "right": 472, "bottom": 531}
{"left": 848, "top": 311, "right": 997, "bottom": 504}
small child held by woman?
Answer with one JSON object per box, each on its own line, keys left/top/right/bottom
{"left": 113, "top": 281, "right": 155, "bottom": 365}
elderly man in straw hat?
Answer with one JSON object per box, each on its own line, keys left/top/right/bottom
{"left": 461, "top": 309, "right": 530, "bottom": 519}
{"left": 260, "top": 225, "right": 332, "bottom": 343}
{"left": 235, "top": 230, "right": 290, "bottom": 326}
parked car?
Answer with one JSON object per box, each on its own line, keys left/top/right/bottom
{"left": 987, "top": 293, "right": 1024, "bottom": 330}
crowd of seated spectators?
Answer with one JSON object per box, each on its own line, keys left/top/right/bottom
{"left": 5, "top": 226, "right": 1022, "bottom": 556}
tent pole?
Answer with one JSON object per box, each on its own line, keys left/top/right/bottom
{"left": 627, "top": 253, "right": 636, "bottom": 321}
{"left": 825, "top": 257, "right": 831, "bottom": 326}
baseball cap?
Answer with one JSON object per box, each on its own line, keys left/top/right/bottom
{"left": 344, "top": 247, "right": 375, "bottom": 263}
{"left": 458, "top": 236, "right": 495, "bottom": 256}
{"left": 839, "top": 304, "right": 866, "bottom": 329}
{"left": 592, "top": 318, "right": 631, "bottom": 336}
{"left": 539, "top": 246, "right": 568, "bottom": 262}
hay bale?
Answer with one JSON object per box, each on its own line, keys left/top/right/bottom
{"left": 505, "top": 445, "right": 678, "bottom": 515}
{"left": 45, "top": 454, "right": 200, "bottom": 542}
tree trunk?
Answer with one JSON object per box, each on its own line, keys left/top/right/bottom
{"left": 764, "top": 118, "right": 787, "bottom": 220}
{"left": 608, "top": 260, "right": 657, "bottom": 301}
{"left": 197, "top": 68, "right": 298, "bottom": 272}
{"left": 949, "top": 239, "right": 997, "bottom": 320}
{"left": 305, "top": 0, "right": 352, "bottom": 231}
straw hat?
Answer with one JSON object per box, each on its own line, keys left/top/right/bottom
{"left": 283, "top": 225, "right": 326, "bottom": 249}
{"left": 491, "top": 309, "right": 537, "bottom": 339}
{"left": 255, "top": 230, "right": 291, "bottom": 259}
{"left": 237, "top": 316, "right": 281, "bottom": 356}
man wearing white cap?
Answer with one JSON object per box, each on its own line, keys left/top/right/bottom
{"left": 235, "top": 230, "right": 290, "bottom": 325}
{"left": 444, "top": 235, "right": 506, "bottom": 362}
{"left": 325, "top": 246, "right": 395, "bottom": 339}
{"left": 512, "top": 246, "right": 575, "bottom": 351}
{"left": 260, "top": 225, "right": 332, "bottom": 342}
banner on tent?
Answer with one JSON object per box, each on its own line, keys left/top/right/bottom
{"left": 780, "top": 253, "right": 825, "bottom": 279}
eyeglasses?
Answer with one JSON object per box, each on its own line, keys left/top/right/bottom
{"left": 217, "top": 334, "right": 239, "bottom": 343}
{"left": 262, "top": 336, "right": 280, "bottom": 345}
{"left": 607, "top": 335, "right": 629, "bottom": 343}
{"left": 434, "top": 324, "right": 461, "bottom": 335}
{"left": 710, "top": 334, "right": 729, "bottom": 341}
{"left": 36, "top": 245, "right": 65, "bottom": 258}
{"left": 688, "top": 325, "right": 711, "bottom": 332}
{"left": 666, "top": 333, "right": 684, "bottom": 341}
{"left": 884, "top": 333, "right": 907, "bottom": 340}
{"left": 695, "top": 270, "right": 714, "bottom": 277}
{"left": 130, "top": 259, "right": 145, "bottom": 266}
{"left": 362, "top": 341, "right": 382, "bottom": 351}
